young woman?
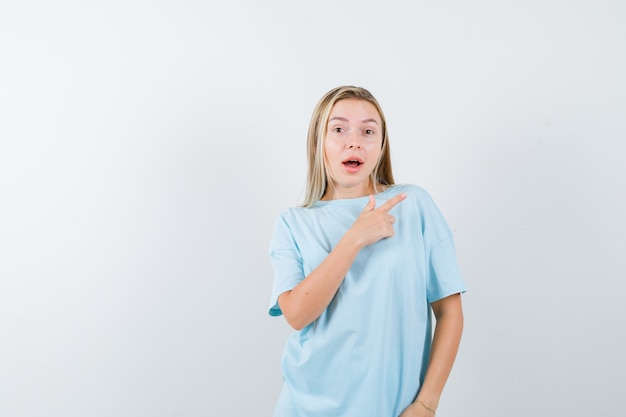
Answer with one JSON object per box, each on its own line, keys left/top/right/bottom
{"left": 268, "top": 86, "right": 466, "bottom": 417}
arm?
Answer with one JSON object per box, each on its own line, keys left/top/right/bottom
{"left": 400, "top": 293, "right": 464, "bottom": 416}
{"left": 278, "top": 193, "right": 406, "bottom": 330}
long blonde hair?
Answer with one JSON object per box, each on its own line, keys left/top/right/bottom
{"left": 302, "top": 86, "right": 394, "bottom": 207}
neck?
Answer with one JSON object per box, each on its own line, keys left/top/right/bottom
{"left": 322, "top": 181, "right": 378, "bottom": 201}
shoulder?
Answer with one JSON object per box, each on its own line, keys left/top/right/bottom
{"left": 393, "top": 184, "right": 454, "bottom": 241}
{"left": 273, "top": 205, "right": 319, "bottom": 232}
{"left": 386, "top": 184, "right": 448, "bottom": 229}
{"left": 277, "top": 205, "right": 312, "bottom": 221}
{"left": 386, "top": 184, "right": 436, "bottom": 205}
{"left": 270, "top": 207, "right": 310, "bottom": 248}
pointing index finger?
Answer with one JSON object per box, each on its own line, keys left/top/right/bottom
{"left": 377, "top": 192, "right": 407, "bottom": 212}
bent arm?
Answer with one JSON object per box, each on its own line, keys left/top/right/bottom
{"left": 401, "top": 293, "right": 464, "bottom": 416}
{"left": 277, "top": 231, "right": 361, "bottom": 330}
{"left": 278, "top": 193, "right": 407, "bottom": 330}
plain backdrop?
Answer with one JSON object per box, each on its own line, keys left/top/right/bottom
{"left": 1, "top": 1, "right": 625, "bottom": 416}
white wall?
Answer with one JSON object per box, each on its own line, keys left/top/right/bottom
{"left": 1, "top": 1, "right": 625, "bottom": 416}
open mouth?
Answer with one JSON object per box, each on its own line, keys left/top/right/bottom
{"left": 343, "top": 160, "right": 363, "bottom": 168}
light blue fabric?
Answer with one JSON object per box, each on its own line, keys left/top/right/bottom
{"left": 268, "top": 184, "right": 466, "bottom": 417}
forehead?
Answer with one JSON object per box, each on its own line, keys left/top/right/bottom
{"left": 329, "top": 98, "right": 381, "bottom": 121}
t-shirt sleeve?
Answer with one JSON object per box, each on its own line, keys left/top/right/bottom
{"left": 417, "top": 189, "right": 467, "bottom": 302}
{"left": 427, "top": 236, "right": 466, "bottom": 303}
{"left": 268, "top": 213, "right": 304, "bottom": 316}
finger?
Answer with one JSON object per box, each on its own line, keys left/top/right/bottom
{"left": 362, "top": 194, "right": 376, "bottom": 212}
{"left": 378, "top": 192, "right": 407, "bottom": 212}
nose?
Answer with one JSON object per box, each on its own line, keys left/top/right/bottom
{"left": 345, "top": 130, "right": 361, "bottom": 149}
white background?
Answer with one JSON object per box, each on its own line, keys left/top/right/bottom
{"left": 1, "top": 1, "right": 625, "bottom": 416}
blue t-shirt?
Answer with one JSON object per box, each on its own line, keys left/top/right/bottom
{"left": 268, "top": 184, "right": 466, "bottom": 417}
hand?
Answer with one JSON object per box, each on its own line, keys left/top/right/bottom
{"left": 347, "top": 193, "right": 406, "bottom": 249}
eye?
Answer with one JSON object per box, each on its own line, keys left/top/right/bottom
{"left": 364, "top": 129, "right": 375, "bottom": 135}
{"left": 332, "top": 127, "right": 345, "bottom": 133}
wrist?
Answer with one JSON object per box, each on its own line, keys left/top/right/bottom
{"left": 416, "top": 400, "right": 436, "bottom": 414}
{"left": 341, "top": 228, "right": 366, "bottom": 252}
{"left": 415, "top": 393, "right": 439, "bottom": 414}
{"left": 416, "top": 386, "right": 440, "bottom": 407}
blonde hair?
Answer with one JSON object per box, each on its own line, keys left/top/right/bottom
{"left": 302, "top": 86, "right": 395, "bottom": 207}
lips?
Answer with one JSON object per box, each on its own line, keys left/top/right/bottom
{"left": 342, "top": 156, "right": 364, "bottom": 173}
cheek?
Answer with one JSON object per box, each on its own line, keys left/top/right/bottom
{"left": 365, "top": 142, "right": 383, "bottom": 158}
{"left": 324, "top": 141, "right": 342, "bottom": 159}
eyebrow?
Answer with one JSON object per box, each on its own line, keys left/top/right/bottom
{"left": 329, "top": 116, "right": 379, "bottom": 125}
